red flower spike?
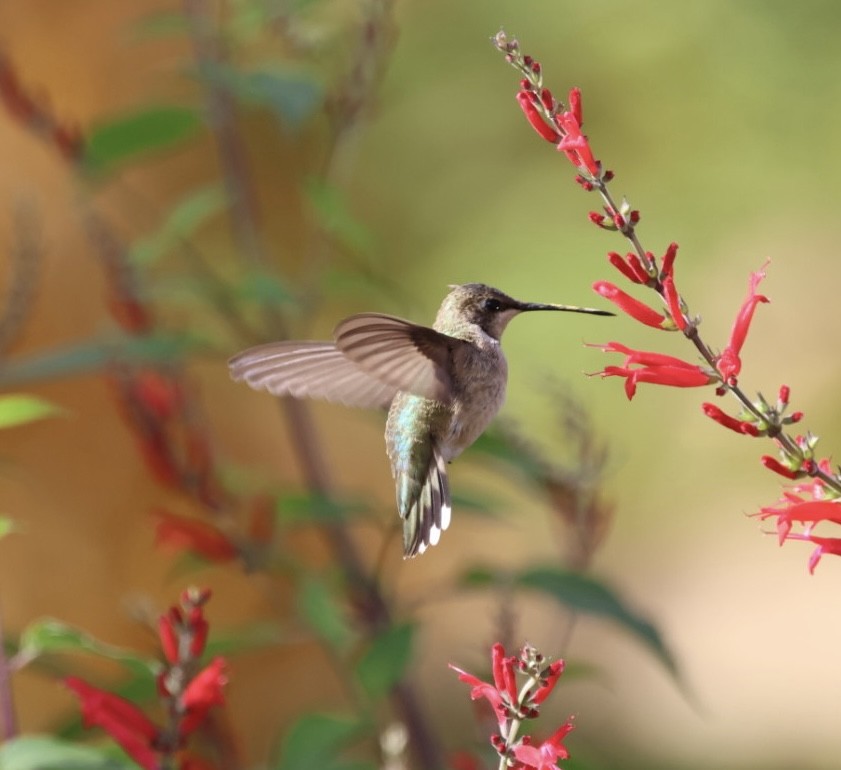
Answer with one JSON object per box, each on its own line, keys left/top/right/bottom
{"left": 718, "top": 262, "right": 770, "bottom": 382}
{"left": 568, "top": 87, "right": 583, "bottom": 126}
{"left": 701, "top": 403, "right": 760, "bottom": 436}
{"left": 189, "top": 613, "right": 209, "bottom": 659}
{"left": 760, "top": 455, "right": 799, "bottom": 480}
{"left": 660, "top": 242, "right": 679, "bottom": 279}
{"left": 531, "top": 660, "right": 564, "bottom": 705}
{"left": 516, "top": 92, "right": 561, "bottom": 143}
{"left": 65, "top": 677, "right": 159, "bottom": 770}
{"left": 154, "top": 510, "right": 238, "bottom": 563}
{"left": 592, "top": 281, "right": 671, "bottom": 329}
{"left": 662, "top": 275, "right": 687, "bottom": 331}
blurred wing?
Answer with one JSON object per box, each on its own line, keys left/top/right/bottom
{"left": 228, "top": 341, "right": 398, "bottom": 409}
{"left": 334, "top": 313, "right": 461, "bottom": 402}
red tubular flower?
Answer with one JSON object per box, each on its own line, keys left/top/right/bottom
{"left": 661, "top": 275, "right": 687, "bottom": 331}
{"left": 701, "top": 403, "right": 760, "bottom": 436}
{"left": 760, "top": 455, "right": 800, "bottom": 480}
{"left": 607, "top": 252, "right": 648, "bottom": 284}
{"left": 491, "top": 643, "right": 518, "bottom": 705}
{"left": 660, "top": 242, "right": 679, "bottom": 279}
{"left": 512, "top": 719, "right": 574, "bottom": 770}
{"left": 154, "top": 509, "right": 238, "bottom": 563}
{"left": 159, "top": 608, "right": 182, "bottom": 664}
{"left": 516, "top": 91, "right": 561, "bottom": 143}
{"left": 531, "top": 660, "right": 564, "bottom": 705}
{"left": 568, "top": 87, "right": 583, "bottom": 126}
{"left": 449, "top": 661, "right": 507, "bottom": 729}
{"left": 65, "top": 678, "right": 159, "bottom": 770}
{"left": 600, "top": 363, "right": 714, "bottom": 400}
{"left": 592, "top": 281, "right": 671, "bottom": 329}
{"left": 756, "top": 499, "right": 841, "bottom": 543}
{"left": 717, "top": 262, "right": 770, "bottom": 382}
{"left": 554, "top": 106, "right": 599, "bottom": 176}
{"left": 180, "top": 657, "right": 227, "bottom": 736}
{"left": 784, "top": 533, "right": 841, "bottom": 574}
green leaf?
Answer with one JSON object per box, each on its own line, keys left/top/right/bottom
{"left": 515, "top": 566, "right": 678, "bottom": 675}
{"left": 469, "top": 428, "right": 547, "bottom": 482}
{"left": 0, "top": 515, "right": 17, "bottom": 539}
{"left": 204, "top": 621, "right": 286, "bottom": 658}
{"left": 84, "top": 106, "right": 202, "bottom": 174}
{"left": 235, "top": 269, "right": 293, "bottom": 308}
{"left": 354, "top": 622, "right": 414, "bottom": 700}
{"left": 131, "top": 185, "right": 228, "bottom": 265}
{"left": 276, "top": 492, "right": 368, "bottom": 524}
{"left": 0, "top": 735, "right": 135, "bottom": 770}
{"left": 0, "top": 394, "right": 66, "bottom": 429}
{"left": 237, "top": 70, "right": 322, "bottom": 127}
{"left": 306, "top": 179, "right": 374, "bottom": 254}
{"left": 0, "top": 333, "right": 199, "bottom": 388}
{"left": 275, "top": 713, "right": 368, "bottom": 770}
{"left": 17, "top": 619, "right": 156, "bottom": 677}
{"left": 298, "top": 576, "right": 355, "bottom": 651}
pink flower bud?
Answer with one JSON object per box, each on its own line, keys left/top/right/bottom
{"left": 761, "top": 455, "right": 799, "bottom": 479}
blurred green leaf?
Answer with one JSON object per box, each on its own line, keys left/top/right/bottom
{"left": 204, "top": 621, "right": 286, "bottom": 658}
{"left": 274, "top": 713, "right": 371, "bottom": 770}
{"left": 469, "top": 428, "right": 546, "bottom": 482}
{"left": 0, "top": 394, "right": 66, "bottom": 429}
{"left": 277, "top": 492, "right": 368, "bottom": 524}
{"left": 0, "top": 333, "right": 200, "bottom": 388}
{"left": 131, "top": 10, "right": 190, "bottom": 39}
{"left": 84, "top": 106, "right": 202, "bottom": 173}
{"left": 131, "top": 185, "right": 228, "bottom": 265}
{"left": 197, "top": 62, "right": 321, "bottom": 128}
{"left": 0, "top": 735, "right": 134, "bottom": 770}
{"left": 17, "top": 619, "right": 156, "bottom": 677}
{"left": 306, "top": 179, "right": 375, "bottom": 254}
{"left": 355, "top": 622, "right": 414, "bottom": 700}
{"left": 298, "top": 576, "right": 355, "bottom": 651}
{"left": 235, "top": 269, "right": 293, "bottom": 307}
{"left": 0, "top": 515, "right": 17, "bottom": 539}
{"left": 516, "top": 566, "right": 678, "bottom": 676}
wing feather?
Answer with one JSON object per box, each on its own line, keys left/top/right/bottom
{"left": 228, "top": 341, "right": 398, "bottom": 409}
{"left": 334, "top": 314, "right": 461, "bottom": 403}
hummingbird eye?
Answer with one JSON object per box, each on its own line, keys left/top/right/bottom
{"left": 483, "top": 298, "right": 503, "bottom": 312}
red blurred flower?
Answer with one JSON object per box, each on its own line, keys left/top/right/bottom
{"left": 154, "top": 509, "right": 238, "bottom": 562}
{"left": 448, "top": 663, "right": 508, "bottom": 730}
{"left": 180, "top": 657, "right": 227, "bottom": 736}
{"left": 717, "top": 262, "right": 770, "bottom": 383}
{"left": 756, "top": 499, "right": 841, "bottom": 544}
{"left": 531, "top": 660, "right": 564, "bottom": 705}
{"left": 784, "top": 533, "right": 841, "bottom": 574}
{"left": 65, "top": 678, "right": 158, "bottom": 770}
{"left": 512, "top": 720, "right": 574, "bottom": 770}
{"left": 592, "top": 281, "right": 671, "bottom": 329}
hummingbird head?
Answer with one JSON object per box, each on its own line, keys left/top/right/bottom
{"left": 436, "top": 283, "right": 613, "bottom": 340}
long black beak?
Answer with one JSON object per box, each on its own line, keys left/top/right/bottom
{"left": 518, "top": 302, "right": 614, "bottom": 316}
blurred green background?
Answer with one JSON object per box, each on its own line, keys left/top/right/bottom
{"left": 2, "top": 1, "right": 841, "bottom": 769}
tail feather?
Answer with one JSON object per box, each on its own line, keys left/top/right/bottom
{"left": 401, "top": 445, "right": 452, "bottom": 558}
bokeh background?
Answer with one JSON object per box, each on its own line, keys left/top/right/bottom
{"left": 1, "top": 1, "right": 841, "bottom": 769}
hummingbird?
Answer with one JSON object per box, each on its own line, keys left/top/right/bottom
{"left": 228, "top": 284, "right": 612, "bottom": 558}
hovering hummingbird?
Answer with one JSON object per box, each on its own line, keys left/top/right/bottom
{"left": 228, "top": 284, "right": 612, "bottom": 558}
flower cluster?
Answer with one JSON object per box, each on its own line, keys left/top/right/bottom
{"left": 450, "top": 643, "right": 573, "bottom": 770}
{"left": 65, "top": 588, "right": 227, "bottom": 770}
{"left": 495, "top": 33, "right": 841, "bottom": 572}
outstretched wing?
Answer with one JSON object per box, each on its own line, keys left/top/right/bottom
{"left": 334, "top": 313, "right": 462, "bottom": 403}
{"left": 228, "top": 341, "right": 399, "bottom": 409}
